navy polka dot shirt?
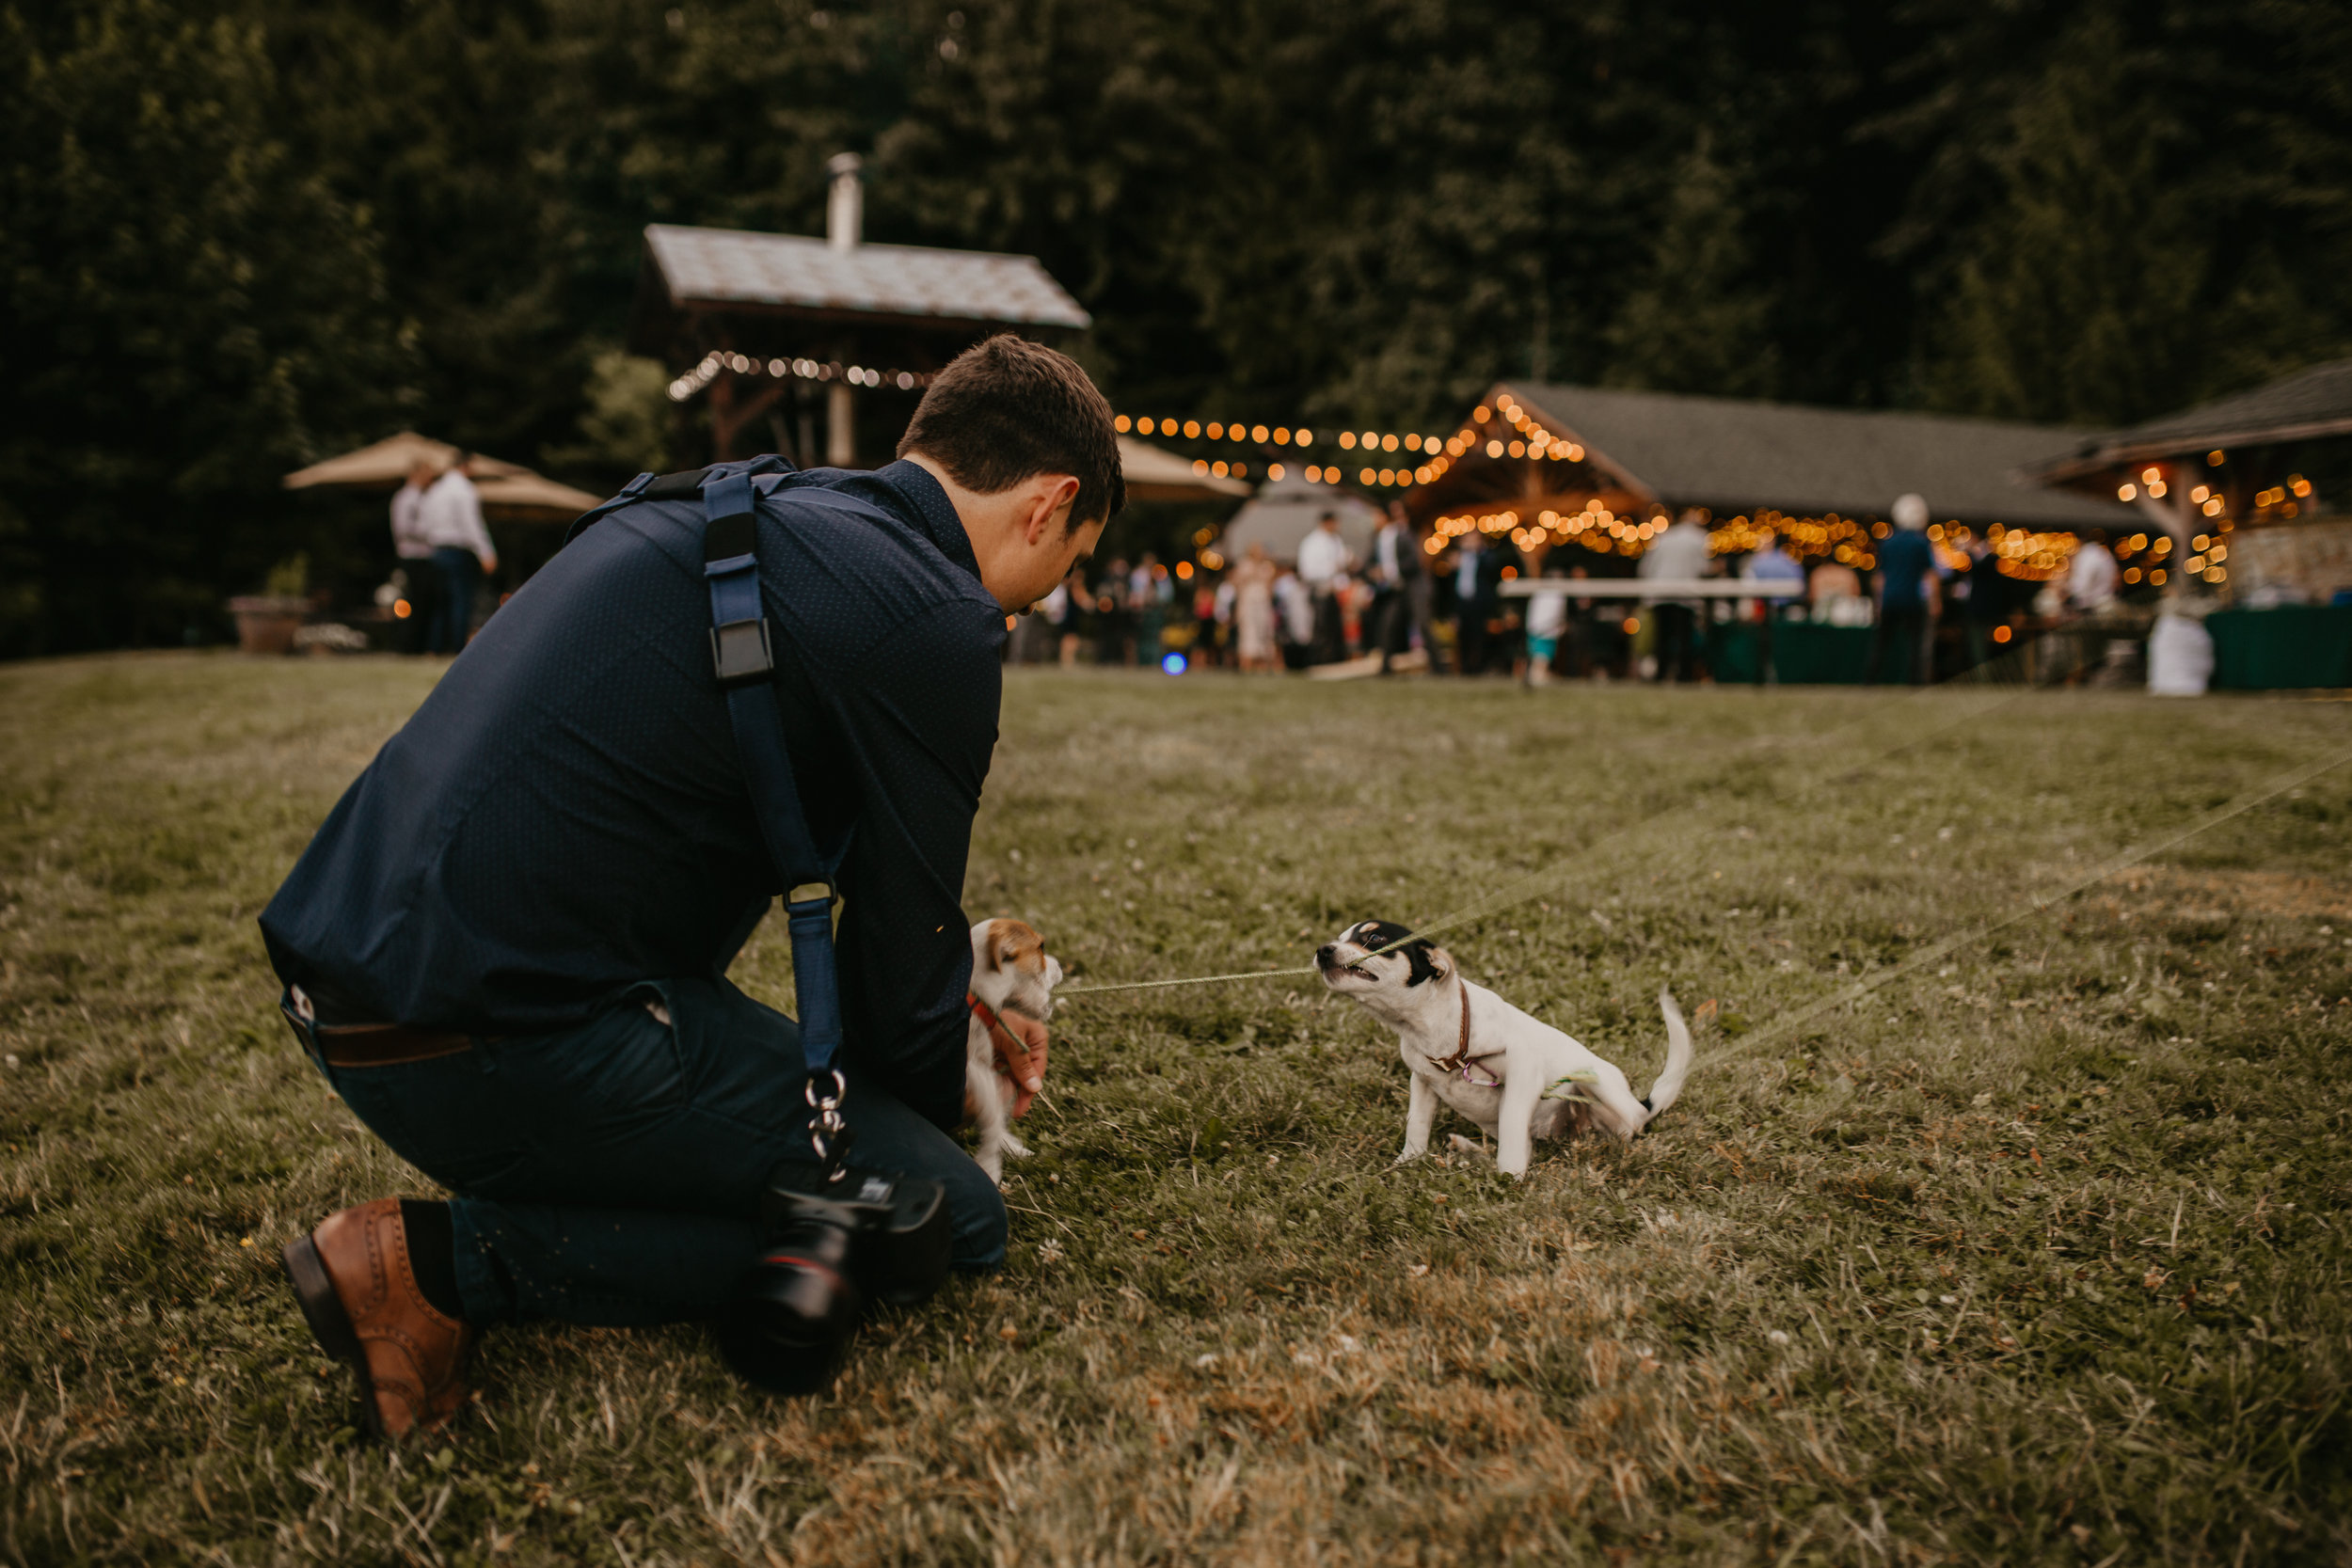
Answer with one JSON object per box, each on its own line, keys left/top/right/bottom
{"left": 261, "top": 460, "right": 1006, "bottom": 1131}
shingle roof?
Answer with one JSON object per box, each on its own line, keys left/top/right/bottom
{"left": 1505, "top": 382, "right": 2127, "bottom": 529}
{"left": 643, "top": 224, "right": 1090, "bottom": 333}
{"left": 2019, "top": 358, "right": 2352, "bottom": 483}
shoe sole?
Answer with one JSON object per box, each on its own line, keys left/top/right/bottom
{"left": 282, "top": 1231, "right": 388, "bottom": 1443}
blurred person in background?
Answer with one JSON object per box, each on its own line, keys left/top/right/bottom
{"left": 1809, "top": 555, "right": 1864, "bottom": 621}
{"left": 416, "top": 461, "right": 499, "bottom": 656}
{"left": 1295, "top": 511, "right": 1349, "bottom": 664}
{"left": 1452, "top": 530, "right": 1500, "bottom": 674}
{"left": 1368, "top": 500, "right": 1422, "bottom": 673}
{"left": 1962, "top": 532, "right": 2008, "bottom": 668}
{"left": 1094, "top": 558, "right": 1131, "bottom": 665}
{"left": 1865, "top": 492, "right": 1940, "bottom": 686}
{"left": 1522, "top": 555, "right": 1569, "bottom": 687}
{"left": 1275, "top": 563, "right": 1315, "bottom": 670}
{"left": 1192, "top": 574, "right": 1221, "bottom": 667}
{"left": 1232, "top": 543, "right": 1279, "bottom": 673}
{"left": 1208, "top": 570, "right": 1235, "bottom": 668}
{"left": 2067, "top": 529, "right": 2119, "bottom": 614}
{"left": 1131, "top": 554, "right": 1166, "bottom": 668}
{"left": 1051, "top": 562, "right": 1087, "bottom": 668}
{"left": 1639, "top": 508, "right": 1713, "bottom": 683}
{"left": 1740, "top": 531, "right": 1804, "bottom": 622}
{"left": 1404, "top": 516, "right": 1444, "bottom": 673}
{"left": 1562, "top": 563, "right": 1599, "bottom": 679}
{"left": 389, "top": 457, "right": 441, "bottom": 655}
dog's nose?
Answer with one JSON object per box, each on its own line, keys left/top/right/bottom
{"left": 1314, "top": 944, "right": 1337, "bottom": 968}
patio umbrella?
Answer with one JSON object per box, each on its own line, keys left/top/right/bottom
{"left": 281, "top": 432, "right": 530, "bottom": 491}
{"left": 1118, "top": 436, "right": 1252, "bottom": 502}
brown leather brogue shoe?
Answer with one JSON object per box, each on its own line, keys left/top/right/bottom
{"left": 283, "top": 1197, "right": 477, "bottom": 1441}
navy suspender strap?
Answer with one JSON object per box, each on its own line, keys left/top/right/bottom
{"left": 701, "top": 471, "right": 856, "bottom": 1176}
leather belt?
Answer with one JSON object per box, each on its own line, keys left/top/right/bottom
{"left": 312, "top": 1022, "right": 477, "bottom": 1069}
{"left": 285, "top": 985, "right": 484, "bottom": 1068}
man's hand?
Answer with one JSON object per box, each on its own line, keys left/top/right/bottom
{"left": 991, "top": 1012, "right": 1049, "bottom": 1118}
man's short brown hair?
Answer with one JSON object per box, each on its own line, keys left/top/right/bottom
{"left": 897, "top": 335, "right": 1124, "bottom": 531}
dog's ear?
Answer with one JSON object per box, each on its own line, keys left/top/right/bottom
{"left": 1404, "top": 941, "right": 1444, "bottom": 987}
{"left": 990, "top": 918, "right": 1045, "bottom": 974}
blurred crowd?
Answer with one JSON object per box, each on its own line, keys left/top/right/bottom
{"left": 1011, "top": 494, "right": 2141, "bottom": 688}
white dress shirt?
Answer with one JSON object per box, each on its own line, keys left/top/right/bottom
{"left": 2068, "top": 542, "right": 2119, "bottom": 610}
{"left": 390, "top": 482, "right": 433, "bottom": 560}
{"left": 416, "top": 470, "right": 498, "bottom": 565}
{"left": 1295, "top": 526, "right": 1348, "bottom": 589}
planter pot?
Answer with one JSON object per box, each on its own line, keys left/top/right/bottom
{"left": 227, "top": 595, "right": 308, "bottom": 656}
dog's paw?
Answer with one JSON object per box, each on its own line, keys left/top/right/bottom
{"left": 1446, "top": 1133, "right": 1494, "bottom": 1161}
{"left": 1002, "top": 1133, "right": 1033, "bottom": 1160}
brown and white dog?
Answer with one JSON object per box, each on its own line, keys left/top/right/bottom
{"left": 964, "top": 918, "right": 1061, "bottom": 1185}
{"left": 1316, "top": 919, "right": 1693, "bottom": 1178}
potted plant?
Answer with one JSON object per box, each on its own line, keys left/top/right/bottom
{"left": 228, "top": 554, "right": 311, "bottom": 655}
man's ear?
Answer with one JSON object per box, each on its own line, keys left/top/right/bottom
{"left": 1022, "top": 475, "right": 1082, "bottom": 546}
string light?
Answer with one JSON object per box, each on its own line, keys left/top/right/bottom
{"left": 667, "top": 351, "right": 935, "bottom": 403}
{"left": 1110, "top": 404, "right": 1583, "bottom": 487}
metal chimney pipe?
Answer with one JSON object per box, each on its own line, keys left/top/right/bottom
{"left": 826, "top": 152, "right": 862, "bottom": 251}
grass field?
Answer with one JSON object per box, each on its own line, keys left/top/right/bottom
{"left": 3, "top": 653, "right": 2350, "bottom": 1566}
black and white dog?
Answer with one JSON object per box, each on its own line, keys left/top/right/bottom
{"left": 1316, "top": 920, "right": 1694, "bottom": 1178}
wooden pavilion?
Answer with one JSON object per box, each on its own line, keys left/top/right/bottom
{"left": 1404, "top": 381, "right": 2129, "bottom": 582}
{"left": 2018, "top": 357, "right": 2352, "bottom": 605}
{"left": 628, "top": 155, "right": 1091, "bottom": 467}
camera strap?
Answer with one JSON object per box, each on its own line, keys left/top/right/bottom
{"left": 700, "top": 468, "right": 857, "bottom": 1179}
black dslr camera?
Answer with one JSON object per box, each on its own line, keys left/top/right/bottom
{"left": 711, "top": 1161, "right": 953, "bottom": 1394}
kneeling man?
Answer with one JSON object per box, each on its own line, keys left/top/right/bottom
{"left": 259, "top": 337, "right": 1120, "bottom": 1437}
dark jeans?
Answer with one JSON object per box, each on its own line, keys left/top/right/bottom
{"left": 429, "top": 546, "right": 480, "bottom": 656}
{"left": 396, "top": 556, "right": 440, "bottom": 654}
{"left": 1653, "top": 603, "right": 1700, "bottom": 682}
{"left": 1966, "top": 618, "right": 2000, "bottom": 670}
{"left": 1309, "top": 589, "right": 1343, "bottom": 663}
{"left": 1370, "top": 588, "right": 1405, "bottom": 665}
{"left": 1867, "top": 604, "right": 1930, "bottom": 685}
{"left": 310, "top": 975, "right": 1006, "bottom": 1326}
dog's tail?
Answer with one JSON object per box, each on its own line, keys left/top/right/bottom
{"left": 1641, "top": 987, "right": 1696, "bottom": 1126}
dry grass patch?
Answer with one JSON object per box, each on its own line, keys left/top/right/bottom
{"left": 3, "top": 656, "right": 2350, "bottom": 1564}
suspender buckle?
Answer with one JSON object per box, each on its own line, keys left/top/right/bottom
{"left": 787, "top": 881, "right": 834, "bottom": 907}
{"left": 710, "top": 617, "right": 774, "bottom": 686}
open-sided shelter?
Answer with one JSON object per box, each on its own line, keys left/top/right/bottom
{"left": 630, "top": 155, "right": 1090, "bottom": 467}
{"left": 1404, "top": 382, "right": 2132, "bottom": 584}
{"left": 2019, "top": 357, "right": 2352, "bottom": 606}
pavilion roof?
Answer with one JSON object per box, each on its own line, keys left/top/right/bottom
{"left": 1501, "top": 383, "right": 2124, "bottom": 530}
{"left": 2018, "top": 358, "right": 2352, "bottom": 484}
{"left": 641, "top": 224, "right": 1090, "bottom": 335}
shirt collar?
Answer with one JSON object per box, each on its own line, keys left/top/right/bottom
{"left": 851, "top": 460, "right": 980, "bottom": 585}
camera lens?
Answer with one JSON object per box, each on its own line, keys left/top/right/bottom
{"left": 711, "top": 1217, "right": 861, "bottom": 1395}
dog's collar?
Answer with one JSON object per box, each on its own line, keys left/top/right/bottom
{"left": 1425, "top": 981, "right": 1475, "bottom": 1074}
{"left": 967, "top": 992, "right": 1029, "bottom": 1065}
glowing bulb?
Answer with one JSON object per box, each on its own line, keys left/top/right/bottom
{"left": 1116, "top": 415, "right": 1133, "bottom": 433}
{"left": 1184, "top": 420, "right": 1201, "bottom": 439}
